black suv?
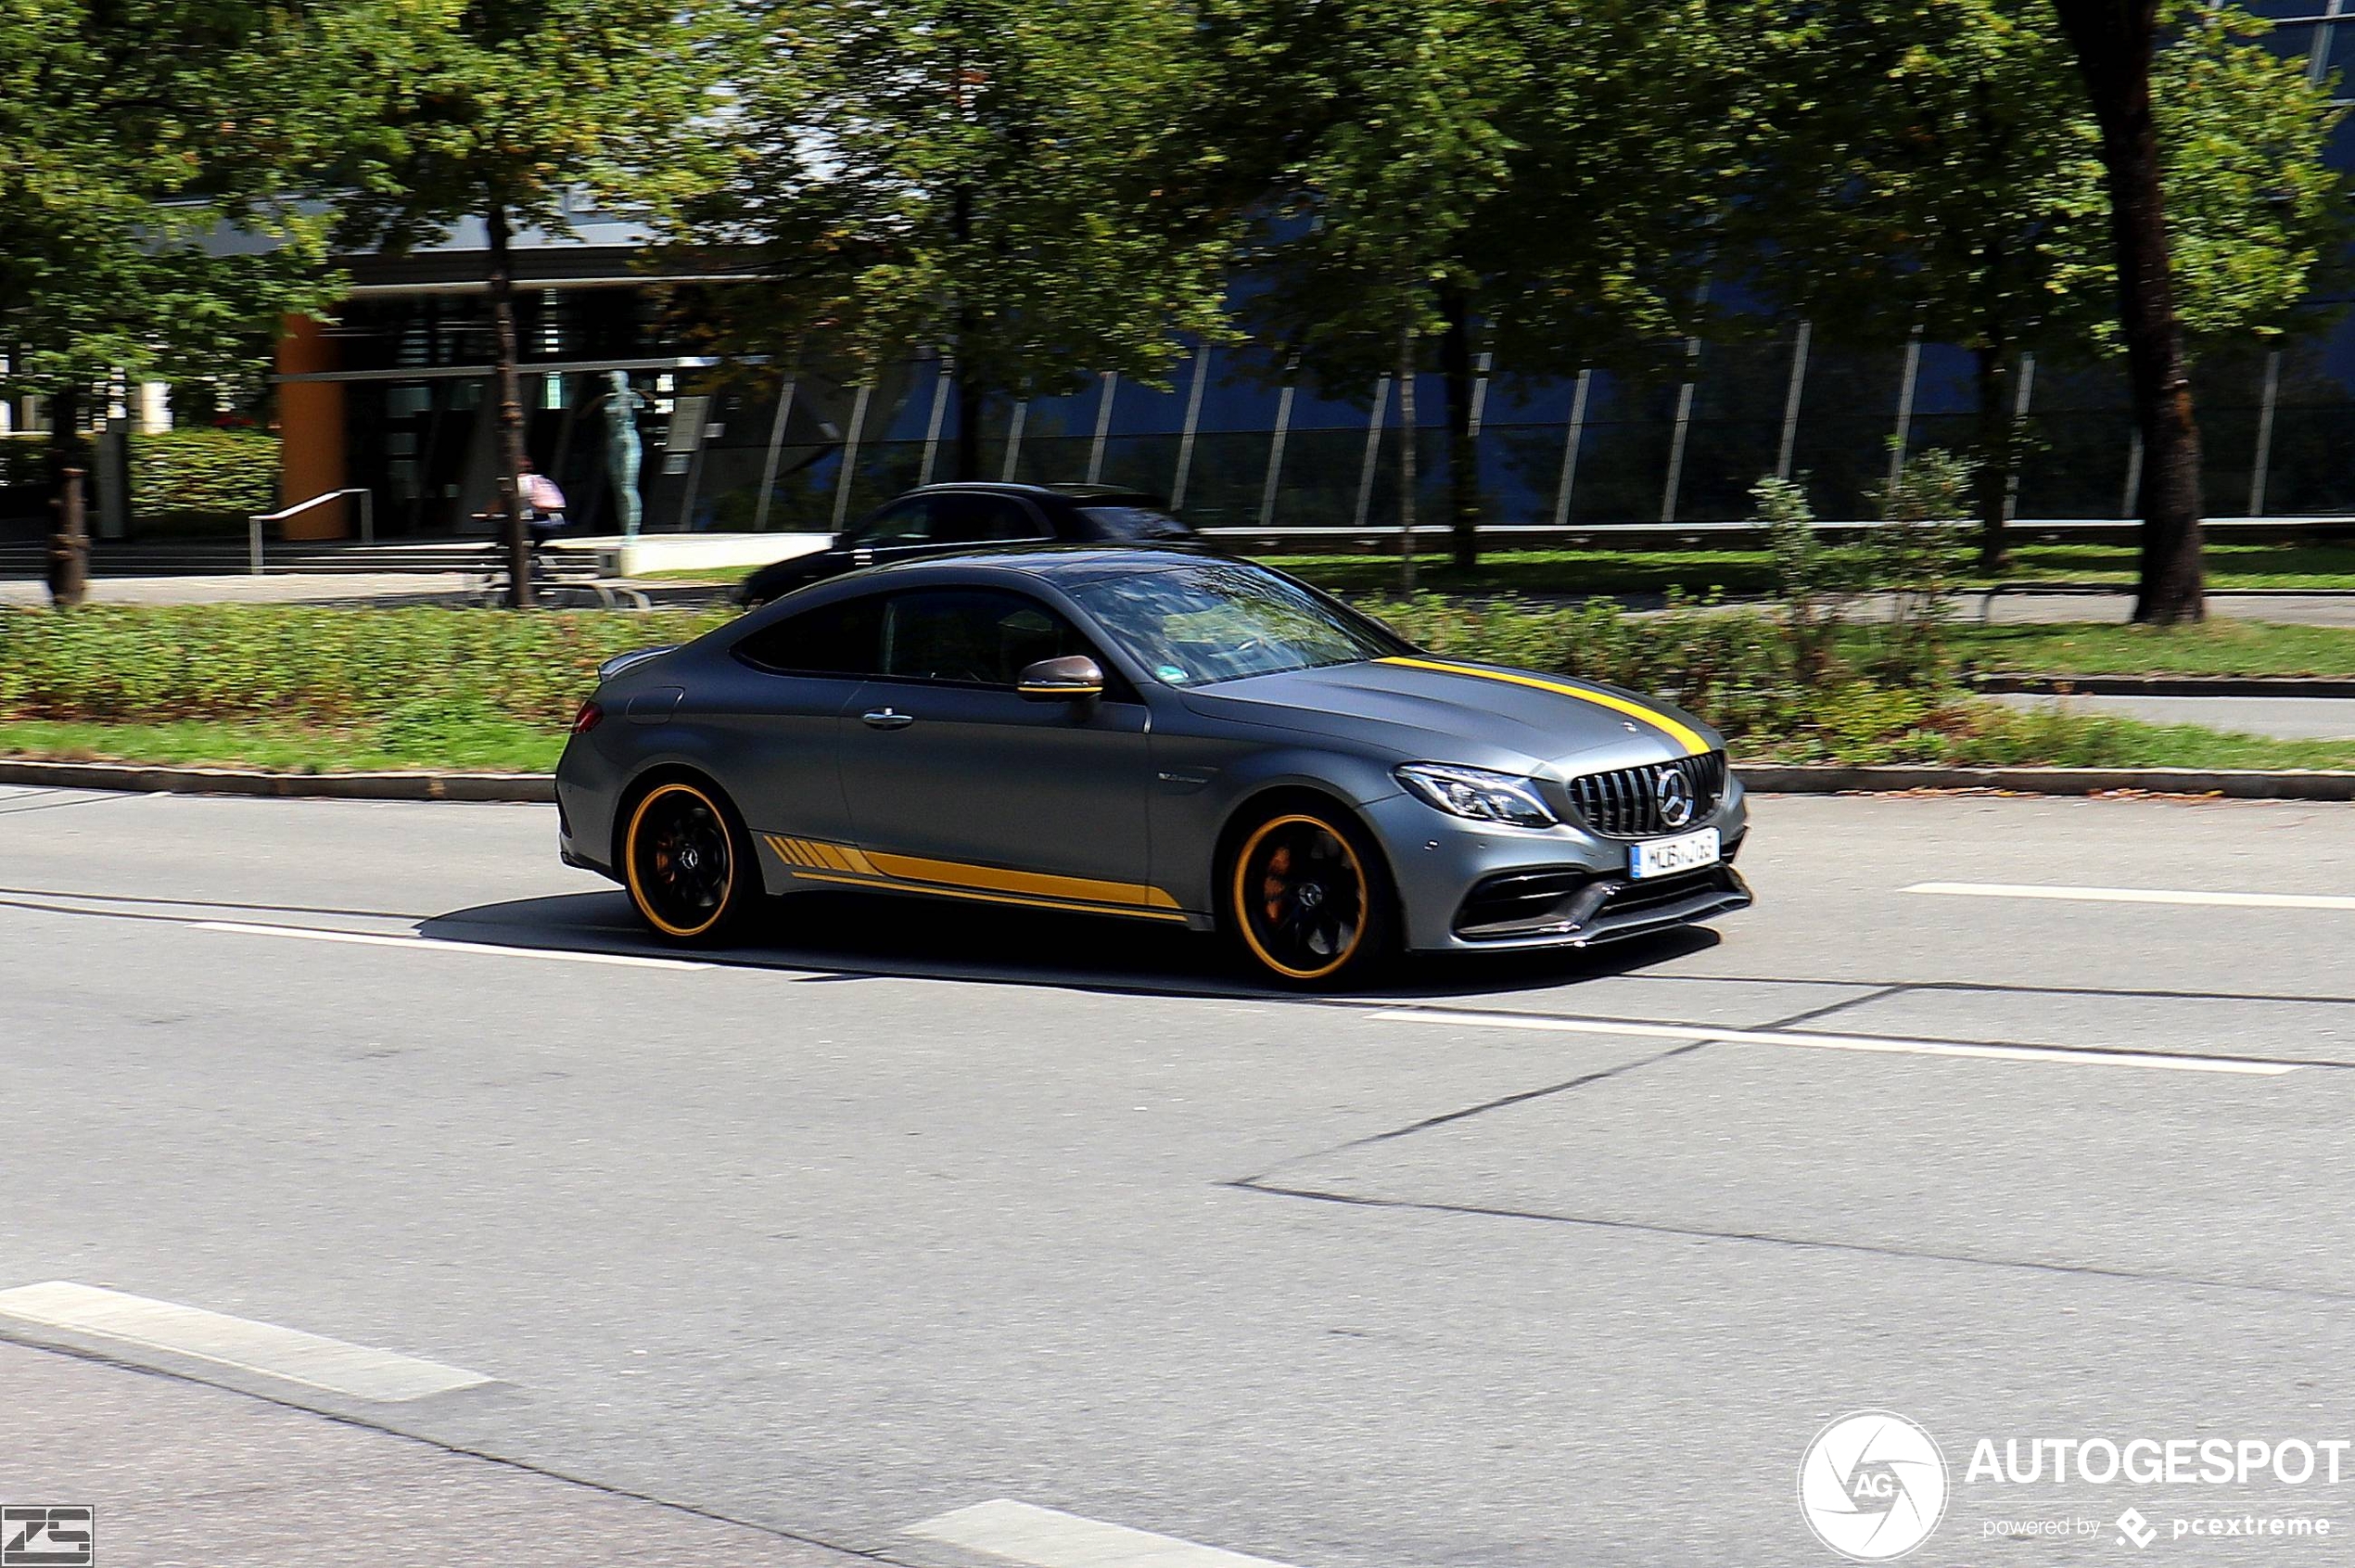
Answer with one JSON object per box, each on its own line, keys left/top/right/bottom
{"left": 734, "top": 482, "right": 1205, "bottom": 606}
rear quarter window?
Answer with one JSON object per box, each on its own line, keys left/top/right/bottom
{"left": 733, "top": 594, "right": 885, "bottom": 676}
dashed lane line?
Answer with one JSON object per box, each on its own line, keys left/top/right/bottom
{"left": 193, "top": 918, "right": 713, "bottom": 970}
{"left": 907, "top": 1499, "right": 1302, "bottom": 1568}
{"left": 0, "top": 1281, "right": 493, "bottom": 1402}
{"left": 1905, "top": 880, "right": 2355, "bottom": 912}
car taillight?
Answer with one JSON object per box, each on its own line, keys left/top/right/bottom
{"left": 571, "top": 699, "right": 604, "bottom": 734}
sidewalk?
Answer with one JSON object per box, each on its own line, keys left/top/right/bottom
{"left": 0, "top": 1339, "right": 873, "bottom": 1567}
{"left": 1981, "top": 690, "right": 2355, "bottom": 739}
{"left": 0, "top": 573, "right": 729, "bottom": 608}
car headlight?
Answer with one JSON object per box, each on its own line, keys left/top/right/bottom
{"left": 1395, "top": 763, "right": 1559, "bottom": 827}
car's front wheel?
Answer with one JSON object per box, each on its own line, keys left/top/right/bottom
{"left": 621, "top": 778, "right": 756, "bottom": 944}
{"left": 1222, "top": 803, "right": 1394, "bottom": 988}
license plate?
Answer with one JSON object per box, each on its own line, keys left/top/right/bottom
{"left": 1629, "top": 827, "right": 1721, "bottom": 880}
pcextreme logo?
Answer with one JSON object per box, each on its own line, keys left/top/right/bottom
{"left": 1799, "top": 1410, "right": 1952, "bottom": 1562}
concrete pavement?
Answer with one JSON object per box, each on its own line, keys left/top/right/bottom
{"left": 3, "top": 785, "right": 2353, "bottom": 1566}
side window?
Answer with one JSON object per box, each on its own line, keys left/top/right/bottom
{"left": 733, "top": 593, "right": 885, "bottom": 676}
{"left": 931, "top": 492, "right": 1048, "bottom": 544}
{"left": 878, "top": 588, "right": 1096, "bottom": 687}
{"left": 841, "top": 498, "right": 932, "bottom": 548}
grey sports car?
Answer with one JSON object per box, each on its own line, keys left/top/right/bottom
{"left": 556, "top": 547, "right": 1751, "bottom": 985}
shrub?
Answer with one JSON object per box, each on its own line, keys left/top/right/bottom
{"left": 127, "top": 428, "right": 281, "bottom": 521}
{"left": 0, "top": 606, "right": 735, "bottom": 727}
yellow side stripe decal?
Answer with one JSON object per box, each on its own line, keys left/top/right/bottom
{"left": 789, "top": 870, "right": 1192, "bottom": 923}
{"left": 762, "top": 835, "right": 1181, "bottom": 915}
{"left": 1377, "top": 656, "right": 1711, "bottom": 757}
{"left": 865, "top": 850, "right": 1181, "bottom": 911}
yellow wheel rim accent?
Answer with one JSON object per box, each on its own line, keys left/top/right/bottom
{"left": 625, "top": 783, "right": 734, "bottom": 938}
{"left": 1231, "top": 813, "right": 1369, "bottom": 981}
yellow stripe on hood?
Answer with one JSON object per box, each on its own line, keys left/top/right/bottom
{"left": 1376, "top": 657, "right": 1711, "bottom": 756}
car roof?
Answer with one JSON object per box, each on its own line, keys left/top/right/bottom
{"left": 901, "top": 481, "right": 1165, "bottom": 506}
{"left": 849, "top": 542, "right": 1219, "bottom": 582}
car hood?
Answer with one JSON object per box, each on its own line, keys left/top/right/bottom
{"left": 1174, "top": 656, "right": 1718, "bottom": 776}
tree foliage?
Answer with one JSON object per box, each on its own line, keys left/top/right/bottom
{"left": 0, "top": 0, "right": 337, "bottom": 601}
{"left": 1231, "top": 0, "right": 1730, "bottom": 572}
{"left": 1732, "top": 0, "right": 2342, "bottom": 575}
{"left": 687, "top": 0, "right": 1239, "bottom": 478}
{"left": 318, "top": 0, "right": 730, "bottom": 602}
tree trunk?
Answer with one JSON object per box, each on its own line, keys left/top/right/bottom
{"left": 949, "top": 173, "right": 983, "bottom": 483}
{"left": 45, "top": 384, "right": 88, "bottom": 606}
{"left": 2051, "top": 0, "right": 2205, "bottom": 624}
{"left": 1439, "top": 287, "right": 1480, "bottom": 571}
{"left": 485, "top": 202, "right": 534, "bottom": 608}
{"left": 1397, "top": 325, "right": 1418, "bottom": 593}
{"left": 954, "top": 359, "right": 984, "bottom": 482}
{"left": 1972, "top": 342, "right": 2014, "bottom": 575}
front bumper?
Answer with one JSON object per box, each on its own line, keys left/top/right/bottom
{"left": 1366, "top": 783, "right": 1751, "bottom": 953}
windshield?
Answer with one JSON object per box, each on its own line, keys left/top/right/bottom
{"left": 1076, "top": 504, "right": 1194, "bottom": 542}
{"left": 1066, "top": 561, "right": 1402, "bottom": 686}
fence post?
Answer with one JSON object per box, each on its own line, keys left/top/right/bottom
{"left": 248, "top": 512, "right": 264, "bottom": 574}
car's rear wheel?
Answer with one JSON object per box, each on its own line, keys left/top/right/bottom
{"left": 622, "top": 779, "right": 755, "bottom": 944}
{"left": 1223, "top": 804, "right": 1394, "bottom": 987}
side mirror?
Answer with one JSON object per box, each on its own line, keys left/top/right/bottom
{"left": 1017, "top": 654, "right": 1105, "bottom": 702}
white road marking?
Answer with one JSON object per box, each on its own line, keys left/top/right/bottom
{"left": 1365, "top": 1008, "right": 2298, "bottom": 1076}
{"left": 194, "top": 919, "right": 711, "bottom": 970}
{"left": 0, "top": 1281, "right": 493, "bottom": 1401}
{"left": 907, "top": 1499, "right": 1301, "bottom": 1568}
{"left": 1905, "top": 880, "right": 2355, "bottom": 912}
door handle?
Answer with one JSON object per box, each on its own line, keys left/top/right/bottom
{"left": 860, "top": 708, "right": 914, "bottom": 730}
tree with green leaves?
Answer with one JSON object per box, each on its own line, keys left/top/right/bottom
{"left": 1218, "top": 0, "right": 1520, "bottom": 584}
{"left": 687, "top": 0, "right": 1237, "bottom": 486}
{"left": 1235, "top": 0, "right": 1730, "bottom": 574}
{"left": 1734, "top": 0, "right": 2340, "bottom": 590}
{"left": 0, "top": 0, "right": 335, "bottom": 605}
{"left": 320, "top": 0, "right": 729, "bottom": 605}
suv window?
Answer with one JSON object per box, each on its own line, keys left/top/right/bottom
{"left": 841, "top": 498, "right": 932, "bottom": 549}
{"left": 733, "top": 593, "right": 885, "bottom": 676}
{"left": 879, "top": 588, "right": 1097, "bottom": 687}
{"left": 931, "top": 492, "right": 1048, "bottom": 544}
{"left": 1076, "top": 504, "right": 1193, "bottom": 542}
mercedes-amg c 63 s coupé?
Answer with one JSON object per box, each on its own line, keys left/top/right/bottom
{"left": 557, "top": 548, "right": 1750, "bottom": 986}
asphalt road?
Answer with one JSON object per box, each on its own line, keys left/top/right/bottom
{"left": 4, "top": 784, "right": 2353, "bottom": 1567}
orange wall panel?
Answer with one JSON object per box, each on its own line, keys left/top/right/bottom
{"left": 276, "top": 315, "right": 349, "bottom": 540}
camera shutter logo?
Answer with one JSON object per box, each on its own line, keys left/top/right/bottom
{"left": 1798, "top": 1411, "right": 1948, "bottom": 1561}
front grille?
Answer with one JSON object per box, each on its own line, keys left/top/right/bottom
{"left": 1566, "top": 751, "right": 1725, "bottom": 839}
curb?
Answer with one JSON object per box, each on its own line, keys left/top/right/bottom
{"left": 4, "top": 756, "right": 2350, "bottom": 805}
{"left": 0, "top": 759, "right": 554, "bottom": 803}
{"left": 1974, "top": 673, "right": 2355, "bottom": 698}
{"left": 1737, "top": 764, "right": 2355, "bottom": 801}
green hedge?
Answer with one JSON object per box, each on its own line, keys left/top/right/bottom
{"left": 3, "top": 600, "right": 2350, "bottom": 772}
{"left": 1361, "top": 594, "right": 1966, "bottom": 763}
{"left": 127, "top": 427, "right": 279, "bottom": 520}
{"left": 0, "top": 434, "right": 46, "bottom": 491}
{"left": 0, "top": 606, "right": 733, "bottom": 728}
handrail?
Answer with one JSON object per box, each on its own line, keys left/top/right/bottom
{"left": 248, "top": 488, "right": 375, "bottom": 574}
